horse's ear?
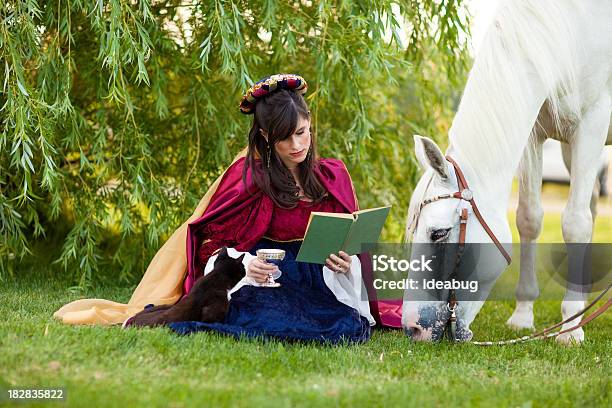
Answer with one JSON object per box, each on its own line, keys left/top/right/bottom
{"left": 413, "top": 135, "right": 449, "bottom": 179}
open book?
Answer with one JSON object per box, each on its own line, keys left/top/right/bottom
{"left": 296, "top": 206, "right": 391, "bottom": 264}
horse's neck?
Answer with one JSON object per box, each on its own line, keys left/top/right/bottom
{"left": 445, "top": 50, "right": 548, "bottom": 215}
{"left": 444, "top": 0, "right": 583, "bottom": 215}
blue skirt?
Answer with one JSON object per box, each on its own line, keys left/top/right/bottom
{"left": 168, "top": 238, "right": 371, "bottom": 344}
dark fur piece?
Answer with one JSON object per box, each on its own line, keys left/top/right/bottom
{"left": 124, "top": 247, "right": 245, "bottom": 328}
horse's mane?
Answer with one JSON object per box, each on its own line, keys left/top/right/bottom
{"left": 449, "top": 0, "right": 583, "bottom": 191}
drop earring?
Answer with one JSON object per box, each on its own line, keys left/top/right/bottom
{"left": 266, "top": 143, "right": 271, "bottom": 169}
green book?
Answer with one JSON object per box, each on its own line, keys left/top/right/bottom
{"left": 296, "top": 206, "right": 391, "bottom": 264}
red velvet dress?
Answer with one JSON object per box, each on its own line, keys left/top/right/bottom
{"left": 263, "top": 195, "right": 346, "bottom": 241}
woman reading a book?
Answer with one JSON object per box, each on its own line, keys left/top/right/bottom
{"left": 54, "top": 74, "right": 400, "bottom": 333}
{"left": 162, "top": 74, "right": 375, "bottom": 343}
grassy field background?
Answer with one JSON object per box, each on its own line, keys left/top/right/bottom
{"left": 1, "top": 183, "right": 610, "bottom": 407}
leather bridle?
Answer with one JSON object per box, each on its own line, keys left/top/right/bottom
{"left": 411, "top": 155, "right": 610, "bottom": 344}
{"left": 413, "top": 156, "right": 511, "bottom": 340}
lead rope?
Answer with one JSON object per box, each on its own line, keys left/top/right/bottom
{"left": 445, "top": 207, "right": 469, "bottom": 341}
{"left": 472, "top": 283, "right": 611, "bottom": 345}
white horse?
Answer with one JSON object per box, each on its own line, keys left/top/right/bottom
{"left": 402, "top": 0, "right": 612, "bottom": 343}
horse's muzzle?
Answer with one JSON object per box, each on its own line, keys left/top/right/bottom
{"left": 402, "top": 302, "right": 473, "bottom": 342}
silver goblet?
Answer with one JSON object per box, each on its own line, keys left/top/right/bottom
{"left": 256, "top": 249, "right": 285, "bottom": 287}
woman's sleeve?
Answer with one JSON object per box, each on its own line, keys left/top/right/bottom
{"left": 197, "top": 222, "right": 238, "bottom": 277}
{"left": 322, "top": 256, "right": 375, "bottom": 326}
{"left": 195, "top": 194, "right": 273, "bottom": 277}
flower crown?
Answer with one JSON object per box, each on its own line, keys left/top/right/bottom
{"left": 239, "top": 73, "right": 308, "bottom": 114}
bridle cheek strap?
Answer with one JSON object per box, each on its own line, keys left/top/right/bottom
{"left": 445, "top": 156, "right": 512, "bottom": 265}
{"left": 459, "top": 208, "right": 468, "bottom": 244}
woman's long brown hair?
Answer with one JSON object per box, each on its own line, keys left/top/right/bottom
{"left": 242, "top": 89, "right": 326, "bottom": 208}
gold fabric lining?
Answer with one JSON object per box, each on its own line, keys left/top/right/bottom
{"left": 261, "top": 236, "right": 304, "bottom": 243}
{"left": 53, "top": 147, "right": 249, "bottom": 326}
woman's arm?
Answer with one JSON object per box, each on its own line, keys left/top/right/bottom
{"left": 203, "top": 246, "right": 276, "bottom": 284}
{"left": 193, "top": 191, "right": 273, "bottom": 284}
{"left": 201, "top": 248, "right": 278, "bottom": 299}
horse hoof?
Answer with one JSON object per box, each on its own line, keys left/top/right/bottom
{"left": 506, "top": 302, "right": 535, "bottom": 330}
{"left": 506, "top": 314, "right": 535, "bottom": 330}
{"left": 556, "top": 328, "right": 584, "bottom": 345}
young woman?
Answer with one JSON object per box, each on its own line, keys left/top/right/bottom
{"left": 169, "top": 74, "right": 375, "bottom": 343}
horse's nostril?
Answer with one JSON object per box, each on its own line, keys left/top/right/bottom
{"left": 407, "top": 326, "right": 422, "bottom": 338}
{"left": 404, "top": 322, "right": 430, "bottom": 341}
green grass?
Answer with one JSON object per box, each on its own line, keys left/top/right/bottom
{"left": 1, "top": 281, "right": 610, "bottom": 407}
{"left": 1, "top": 263, "right": 610, "bottom": 407}
{"left": 1, "top": 184, "right": 610, "bottom": 407}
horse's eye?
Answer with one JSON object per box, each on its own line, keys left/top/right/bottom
{"left": 430, "top": 228, "right": 452, "bottom": 242}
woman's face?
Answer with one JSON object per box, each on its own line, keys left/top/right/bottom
{"left": 266, "top": 115, "right": 311, "bottom": 169}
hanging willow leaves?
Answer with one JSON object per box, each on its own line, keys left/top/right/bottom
{"left": 0, "top": 0, "right": 470, "bottom": 286}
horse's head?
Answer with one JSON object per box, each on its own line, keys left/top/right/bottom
{"left": 402, "top": 135, "right": 512, "bottom": 342}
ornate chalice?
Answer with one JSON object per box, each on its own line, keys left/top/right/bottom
{"left": 256, "top": 249, "right": 285, "bottom": 287}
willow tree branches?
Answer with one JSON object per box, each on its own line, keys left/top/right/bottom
{"left": 0, "top": 0, "right": 470, "bottom": 286}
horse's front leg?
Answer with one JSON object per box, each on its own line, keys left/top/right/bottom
{"left": 559, "top": 94, "right": 611, "bottom": 344}
{"left": 507, "top": 134, "right": 544, "bottom": 330}
{"left": 560, "top": 142, "right": 602, "bottom": 221}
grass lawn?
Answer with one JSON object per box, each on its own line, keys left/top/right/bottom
{"left": 1, "top": 275, "right": 610, "bottom": 407}
{"left": 1, "top": 187, "right": 610, "bottom": 407}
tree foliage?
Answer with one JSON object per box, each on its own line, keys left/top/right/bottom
{"left": 0, "top": 0, "right": 470, "bottom": 286}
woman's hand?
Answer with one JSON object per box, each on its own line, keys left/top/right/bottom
{"left": 247, "top": 257, "right": 279, "bottom": 283}
{"left": 325, "top": 251, "right": 352, "bottom": 274}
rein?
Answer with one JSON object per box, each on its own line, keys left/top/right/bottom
{"left": 472, "top": 284, "right": 611, "bottom": 345}
{"left": 414, "top": 155, "right": 610, "bottom": 345}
